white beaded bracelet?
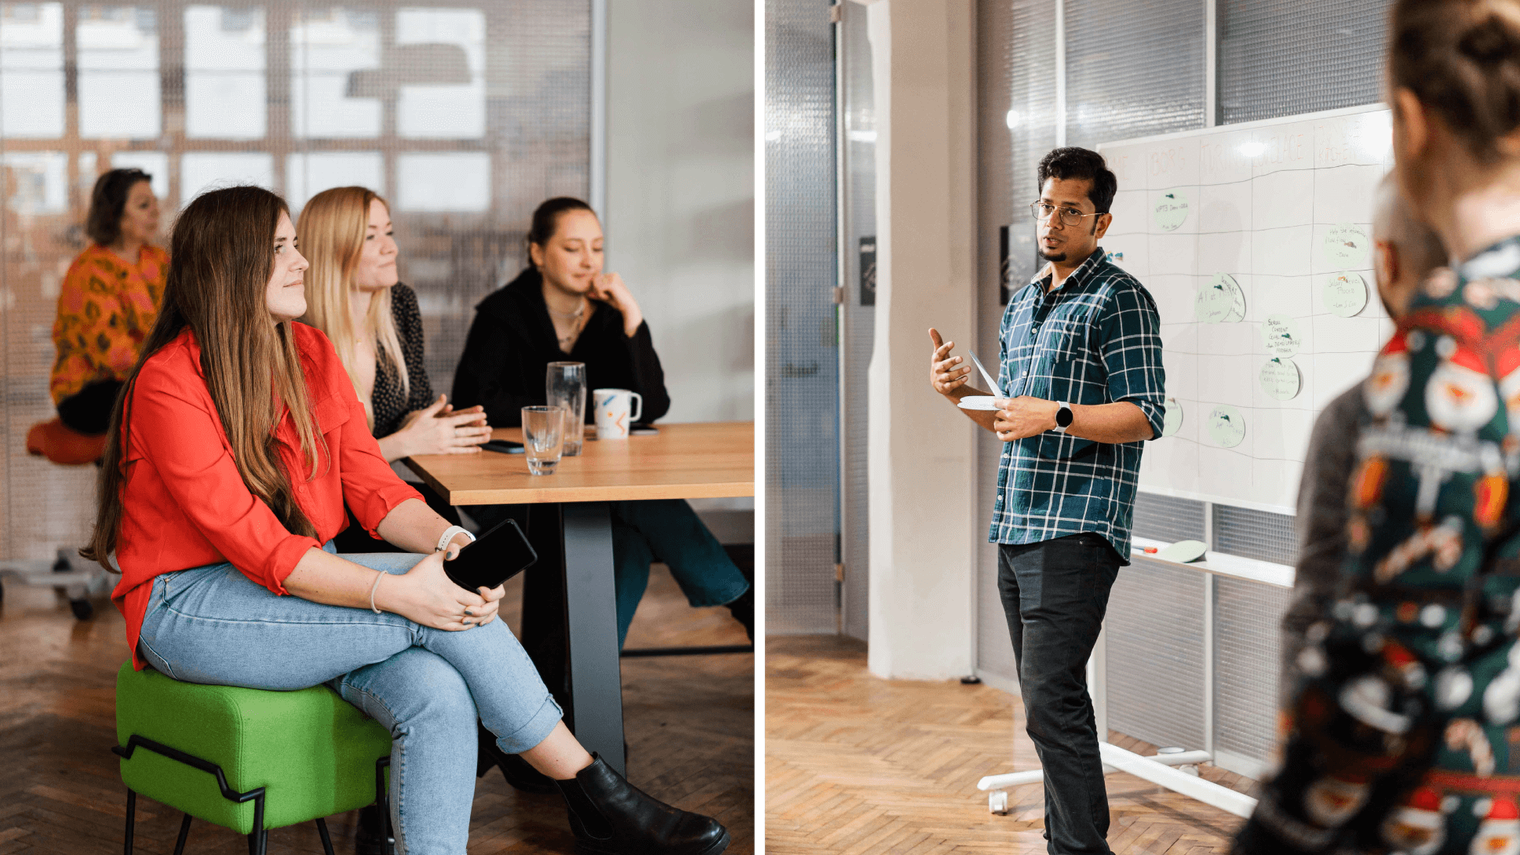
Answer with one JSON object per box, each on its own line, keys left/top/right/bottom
{"left": 369, "top": 570, "right": 385, "bottom": 614}
{"left": 436, "top": 525, "right": 475, "bottom": 554}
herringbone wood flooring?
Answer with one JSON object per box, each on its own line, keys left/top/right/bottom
{"left": 0, "top": 563, "right": 753, "bottom": 854}
{"left": 766, "top": 635, "right": 1250, "bottom": 854}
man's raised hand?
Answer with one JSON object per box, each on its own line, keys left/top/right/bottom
{"left": 929, "top": 328, "right": 973, "bottom": 396}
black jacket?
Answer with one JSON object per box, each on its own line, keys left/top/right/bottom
{"left": 451, "top": 267, "right": 670, "bottom": 428}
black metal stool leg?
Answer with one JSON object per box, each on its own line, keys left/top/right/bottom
{"left": 375, "top": 756, "right": 395, "bottom": 851}
{"left": 123, "top": 790, "right": 136, "bottom": 855}
{"left": 172, "top": 813, "right": 192, "bottom": 855}
{"left": 315, "top": 817, "right": 335, "bottom": 855}
{"left": 246, "top": 793, "right": 267, "bottom": 855}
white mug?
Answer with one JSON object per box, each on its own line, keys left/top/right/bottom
{"left": 593, "top": 388, "right": 643, "bottom": 439}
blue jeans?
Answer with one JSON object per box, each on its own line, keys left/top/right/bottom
{"left": 135, "top": 545, "right": 563, "bottom": 855}
{"left": 610, "top": 499, "right": 750, "bottom": 646}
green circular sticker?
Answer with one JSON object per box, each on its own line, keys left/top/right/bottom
{"left": 1322, "top": 223, "right": 1371, "bottom": 269}
{"left": 1323, "top": 271, "right": 1369, "bottom": 318}
{"left": 1261, "top": 314, "right": 1303, "bottom": 359}
{"left": 1196, "top": 273, "right": 1246, "bottom": 324}
{"left": 1207, "top": 404, "right": 1246, "bottom": 448}
{"left": 1154, "top": 189, "right": 1190, "bottom": 232}
{"left": 1162, "top": 396, "right": 1183, "bottom": 437}
{"left": 1260, "top": 357, "right": 1302, "bottom": 401}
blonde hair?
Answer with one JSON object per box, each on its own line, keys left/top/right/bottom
{"left": 85, "top": 187, "right": 325, "bottom": 566}
{"left": 296, "top": 187, "right": 408, "bottom": 427}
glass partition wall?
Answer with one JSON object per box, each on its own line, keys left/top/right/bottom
{"left": 0, "top": 0, "right": 591, "bottom": 563}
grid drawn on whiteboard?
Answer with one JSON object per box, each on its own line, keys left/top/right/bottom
{"left": 1098, "top": 105, "right": 1395, "bottom": 511}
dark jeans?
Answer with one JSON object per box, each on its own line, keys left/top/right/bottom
{"left": 469, "top": 500, "right": 748, "bottom": 721}
{"left": 998, "top": 533, "right": 1122, "bottom": 855}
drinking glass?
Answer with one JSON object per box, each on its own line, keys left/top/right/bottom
{"left": 521, "top": 406, "right": 565, "bottom": 475}
{"left": 546, "top": 361, "right": 587, "bottom": 456}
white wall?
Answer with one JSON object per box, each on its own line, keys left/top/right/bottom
{"left": 865, "top": 0, "right": 980, "bottom": 680}
{"left": 605, "top": 1, "right": 755, "bottom": 424}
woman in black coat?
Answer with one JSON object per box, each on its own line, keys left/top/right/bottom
{"left": 453, "top": 198, "right": 752, "bottom": 649}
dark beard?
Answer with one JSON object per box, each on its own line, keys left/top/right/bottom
{"left": 1037, "top": 248, "right": 1067, "bottom": 262}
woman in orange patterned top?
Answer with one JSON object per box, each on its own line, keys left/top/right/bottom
{"left": 51, "top": 168, "right": 165, "bottom": 435}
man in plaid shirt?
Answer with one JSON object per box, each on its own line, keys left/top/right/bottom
{"left": 930, "top": 147, "right": 1165, "bottom": 855}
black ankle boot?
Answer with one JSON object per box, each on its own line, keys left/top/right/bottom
{"left": 354, "top": 803, "right": 394, "bottom": 855}
{"left": 477, "top": 722, "right": 558, "bottom": 794}
{"left": 555, "top": 755, "right": 729, "bottom": 855}
{"left": 725, "top": 588, "right": 753, "bottom": 641}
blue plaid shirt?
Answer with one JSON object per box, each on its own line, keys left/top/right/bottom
{"left": 989, "top": 247, "right": 1166, "bottom": 561}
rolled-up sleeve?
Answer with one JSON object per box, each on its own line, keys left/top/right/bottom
{"left": 338, "top": 387, "right": 423, "bottom": 536}
{"left": 128, "top": 368, "right": 320, "bottom": 594}
{"left": 1100, "top": 284, "right": 1166, "bottom": 439}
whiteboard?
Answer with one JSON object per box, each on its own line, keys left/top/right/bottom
{"left": 1099, "top": 105, "right": 1397, "bottom": 513}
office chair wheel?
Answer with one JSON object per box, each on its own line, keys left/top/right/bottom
{"left": 70, "top": 598, "right": 93, "bottom": 621}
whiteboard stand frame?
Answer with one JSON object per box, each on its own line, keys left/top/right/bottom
{"left": 974, "top": 625, "right": 1257, "bottom": 819}
{"left": 974, "top": 536, "right": 1283, "bottom": 821}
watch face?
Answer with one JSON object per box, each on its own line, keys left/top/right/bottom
{"left": 1057, "top": 405, "right": 1074, "bottom": 428}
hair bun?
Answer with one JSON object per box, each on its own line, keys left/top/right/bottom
{"left": 1459, "top": 14, "right": 1520, "bottom": 65}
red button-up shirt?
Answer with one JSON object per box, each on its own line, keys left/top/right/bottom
{"left": 111, "top": 323, "right": 422, "bottom": 669}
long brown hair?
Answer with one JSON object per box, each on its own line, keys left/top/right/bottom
{"left": 84, "top": 186, "right": 325, "bottom": 568}
{"left": 296, "top": 186, "right": 408, "bottom": 426}
{"left": 1391, "top": 0, "right": 1520, "bottom": 162}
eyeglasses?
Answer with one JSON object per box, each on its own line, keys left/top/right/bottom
{"left": 1029, "top": 201, "right": 1105, "bottom": 227}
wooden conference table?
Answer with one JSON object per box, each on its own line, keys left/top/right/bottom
{"left": 403, "top": 421, "right": 754, "bottom": 776}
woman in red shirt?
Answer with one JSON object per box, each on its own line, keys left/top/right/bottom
{"left": 85, "top": 186, "right": 728, "bottom": 855}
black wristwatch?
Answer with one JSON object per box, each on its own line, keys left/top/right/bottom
{"left": 1054, "top": 401, "right": 1074, "bottom": 433}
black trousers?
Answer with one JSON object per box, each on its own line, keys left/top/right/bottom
{"left": 57, "top": 379, "right": 123, "bottom": 435}
{"left": 998, "top": 533, "right": 1122, "bottom": 855}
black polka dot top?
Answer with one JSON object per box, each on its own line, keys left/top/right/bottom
{"left": 371, "top": 282, "right": 434, "bottom": 439}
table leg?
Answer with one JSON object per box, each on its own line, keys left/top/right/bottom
{"left": 562, "top": 501, "right": 626, "bottom": 776}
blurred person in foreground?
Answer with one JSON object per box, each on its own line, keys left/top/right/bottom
{"left": 1278, "top": 176, "right": 1448, "bottom": 696}
{"left": 29, "top": 168, "right": 163, "bottom": 463}
{"left": 1236, "top": 1, "right": 1520, "bottom": 852}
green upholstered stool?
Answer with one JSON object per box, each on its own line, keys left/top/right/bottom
{"left": 113, "top": 661, "right": 393, "bottom": 855}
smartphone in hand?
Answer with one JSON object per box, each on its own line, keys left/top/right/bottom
{"left": 443, "top": 518, "right": 537, "bottom": 591}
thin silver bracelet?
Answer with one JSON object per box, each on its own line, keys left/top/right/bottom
{"left": 369, "top": 570, "right": 385, "bottom": 614}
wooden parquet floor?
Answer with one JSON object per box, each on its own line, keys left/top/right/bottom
{"left": 0, "top": 563, "right": 753, "bottom": 854}
{"left": 766, "top": 635, "right": 1250, "bottom": 855}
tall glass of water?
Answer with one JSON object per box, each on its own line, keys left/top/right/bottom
{"left": 521, "top": 406, "right": 565, "bottom": 475}
{"left": 546, "top": 361, "right": 587, "bottom": 456}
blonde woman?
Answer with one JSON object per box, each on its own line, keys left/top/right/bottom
{"left": 297, "top": 186, "right": 490, "bottom": 465}
{"left": 297, "top": 186, "right": 559, "bottom": 811}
